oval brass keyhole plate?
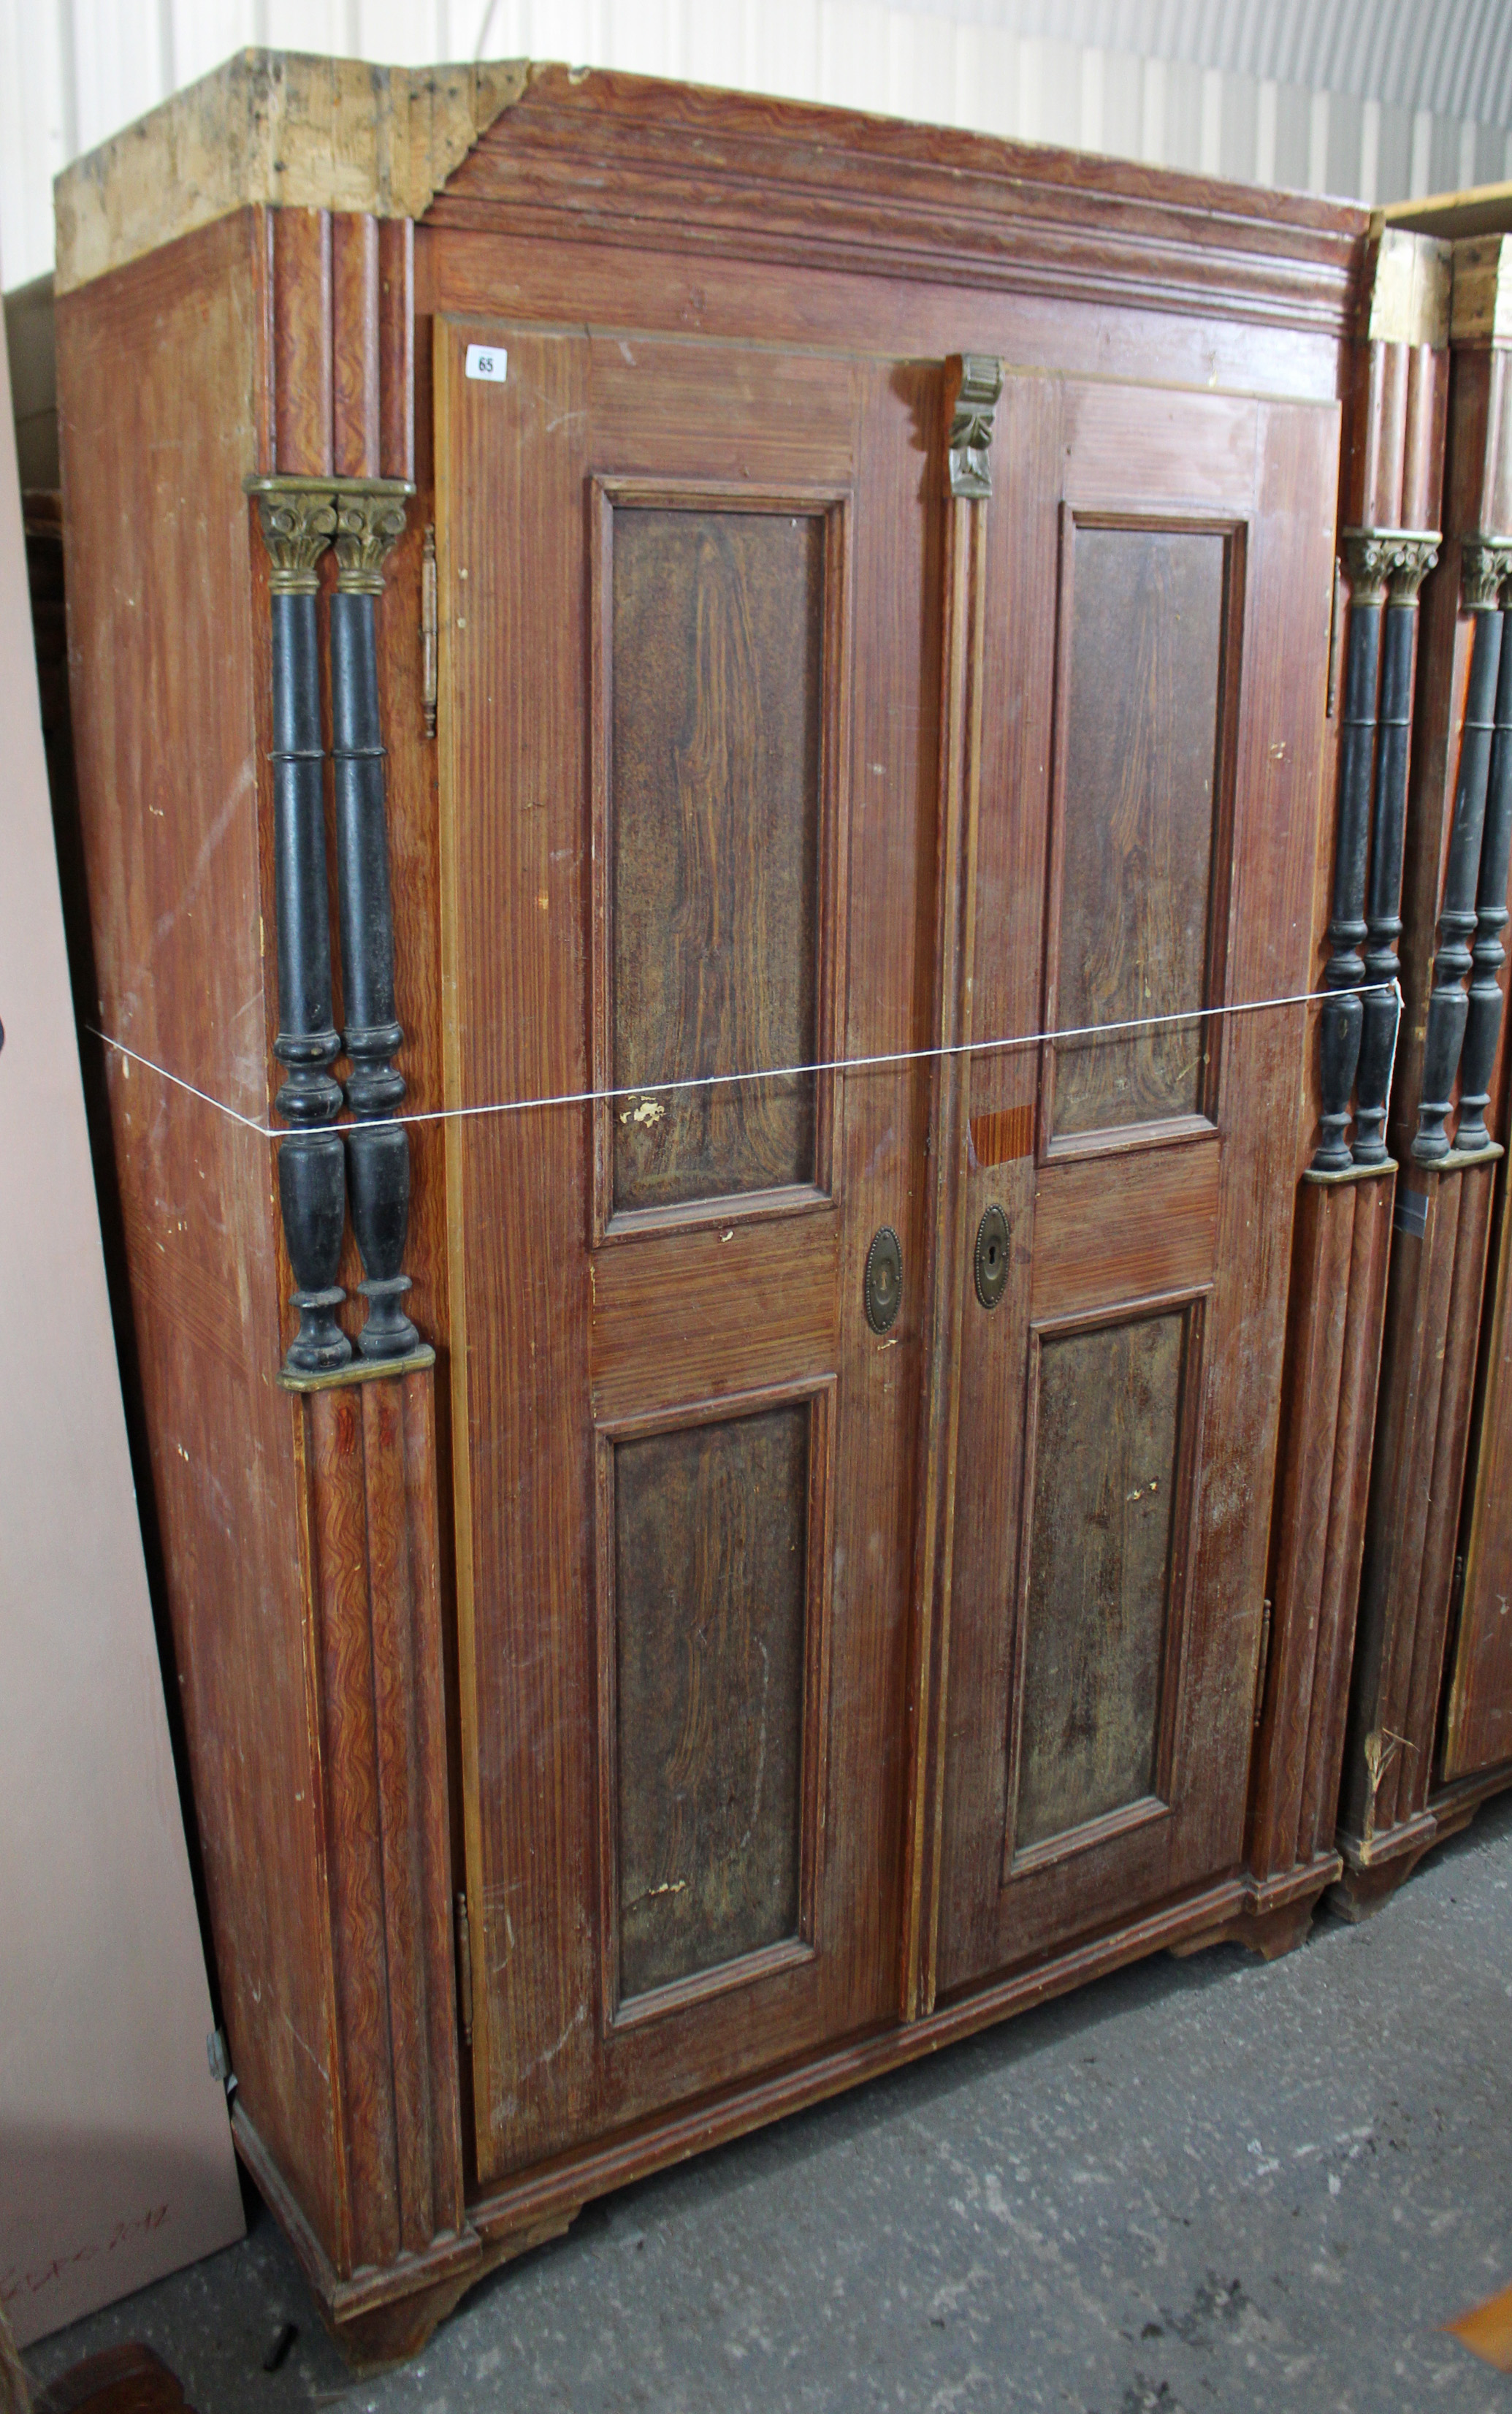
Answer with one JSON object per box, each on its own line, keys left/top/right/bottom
{"left": 864, "top": 1225, "right": 903, "bottom": 1333}
{"left": 974, "top": 1203, "right": 1010, "bottom": 1310}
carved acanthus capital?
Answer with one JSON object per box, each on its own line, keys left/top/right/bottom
{"left": 1340, "top": 526, "right": 1440, "bottom": 609}
{"left": 947, "top": 354, "right": 1004, "bottom": 500}
{"left": 333, "top": 480, "right": 413, "bottom": 594}
{"left": 248, "top": 477, "right": 337, "bottom": 595}
{"left": 1460, "top": 534, "right": 1512, "bottom": 612}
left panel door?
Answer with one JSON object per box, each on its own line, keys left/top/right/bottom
{"left": 438, "top": 321, "right": 940, "bottom": 2181}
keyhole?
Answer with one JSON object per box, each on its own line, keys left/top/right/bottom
{"left": 974, "top": 1203, "right": 1010, "bottom": 1310}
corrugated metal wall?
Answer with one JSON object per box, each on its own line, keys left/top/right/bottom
{"left": 3, "top": 0, "right": 1511, "bottom": 292}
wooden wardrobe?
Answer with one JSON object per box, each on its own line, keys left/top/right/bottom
{"left": 52, "top": 50, "right": 1449, "bottom": 2361}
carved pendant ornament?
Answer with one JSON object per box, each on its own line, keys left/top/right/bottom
{"left": 246, "top": 472, "right": 419, "bottom": 1374}
{"left": 947, "top": 354, "right": 1004, "bottom": 499}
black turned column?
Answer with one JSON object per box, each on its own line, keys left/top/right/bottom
{"left": 1354, "top": 532, "right": 1439, "bottom": 1164}
{"left": 248, "top": 479, "right": 350, "bottom": 1374}
{"left": 330, "top": 481, "right": 419, "bottom": 1360}
{"left": 1456, "top": 560, "right": 1512, "bottom": 1152}
{"left": 1314, "top": 533, "right": 1387, "bottom": 1171}
{"left": 1414, "top": 539, "right": 1512, "bottom": 1164}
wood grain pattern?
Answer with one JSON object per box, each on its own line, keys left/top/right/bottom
{"left": 1443, "top": 1159, "right": 1512, "bottom": 1779}
{"left": 1245, "top": 1171, "right": 1394, "bottom": 1891}
{"left": 1051, "top": 520, "right": 1231, "bottom": 1135}
{"left": 439, "top": 319, "right": 934, "bottom": 2179}
{"left": 331, "top": 210, "right": 380, "bottom": 479}
{"left": 1014, "top": 1308, "right": 1188, "bottom": 1851}
{"left": 378, "top": 217, "right": 415, "bottom": 483}
{"left": 272, "top": 205, "right": 332, "bottom": 476}
{"left": 310, "top": 1386, "right": 401, "bottom": 2274}
{"left": 606, "top": 502, "right": 823, "bottom": 1212}
{"left": 939, "top": 381, "right": 1339, "bottom": 1993}
{"left": 57, "top": 209, "right": 349, "bottom": 2256}
{"left": 899, "top": 446, "right": 988, "bottom": 2022}
{"left": 611, "top": 1401, "right": 809, "bottom": 2001}
{"left": 1340, "top": 1163, "right": 1497, "bottom": 1871}
{"left": 300, "top": 1366, "right": 465, "bottom": 2273}
{"left": 430, "top": 66, "right": 1364, "bottom": 338}
{"left": 59, "top": 63, "right": 1376, "bottom": 2359}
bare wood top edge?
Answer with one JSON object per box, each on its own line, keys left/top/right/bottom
{"left": 54, "top": 47, "right": 531, "bottom": 294}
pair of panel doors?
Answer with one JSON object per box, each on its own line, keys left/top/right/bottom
{"left": 439, "top": 317, "right": 1336, "bottom": 2181}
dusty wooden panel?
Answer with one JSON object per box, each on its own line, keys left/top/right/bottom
{"left": 1444, "top": 1173, "right": 1512, "bottom": 1780}
{"left": 614, "top": 1404, "right": 809, "bottom": 1999}
{"left": 1015, "top": 1310, "right": 1185, "bottom": 1851}
{"left": 609, "top": 506, "right": 823, "bottom": 1211}
{"left": 56, "top": 50, "right": 530, "bottom": 294}
{"left": 272, "top": 205, "right": 332, "bottom": 477}
{"left": 1053, "top": 523, "right": 1227, "bottom": 1136}
{"left": 1029, "top": 1138, "right": 1219, "bottom": 1321}
{"left": 56, "top": 210, "right": 353, "bottom": 2250}
{"left": 332, "top": 210, "right": 381, "bottom": 479}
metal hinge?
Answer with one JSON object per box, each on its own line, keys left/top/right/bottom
{"left": 1253, "top": 1596, "right": 1274, "bottom": 1732}
{"left": 422, "top": 525, "right": 438, "bottom": 740}
{"left": 1446, "top": 1551, "right": 1467, "bottom": 1660}
{"left": 454, "top": 1889, "right": 473, "bottom": 2048}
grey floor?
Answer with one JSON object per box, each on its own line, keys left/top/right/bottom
{"left": 23, "top": 1795, "right": 1512, "bottom": 2414}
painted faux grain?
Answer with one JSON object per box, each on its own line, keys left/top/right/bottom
{"left": 608, "top": 506, "right": 823, "bottom": 1211}
{"left": 613, "top": 1404, "right": 809, "bottom": 2000}
{"left": 310, "top": 1387, "right": 401, "bottom": 2274}
{"left": 57, "top": 208, "right": 348, "bottom": 2253}
{"left": 378, "top": 217, "right": 415, "bottom": 484}
{"left": 1053, "top": 523, "right": 1228, "bottom": 1136}
{"left": 1015, "top": 1311, "right": 1186, "bottom": 1851}
{"left": 332, "top": 210, "right": 381, "bottom": 480}
{"left": 440, "top": 320, "right": 933, "bottom": 2177}
{"left": 272, "top": 205, "right": 332, "bottom": 476}
{"left": 939, "top": 384, "right": 1337, "bottom": 1991}
{"left": 402, "top": 1368, "right": 465, "bottom": 2232}
{"left": 362, "top": 1377, "right": 435, "bottom": 2254}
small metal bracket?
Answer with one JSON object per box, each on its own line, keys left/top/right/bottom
{"left": 455, "top": 1889, "right": 474, "bottom": 2048}
{"left": 974, "top": 1203, "right": 1010, "bottom": 1309}
{"left": 864, "top": 1225, "right": 903, "bottom": 1333}
{"left": 1252, "top": 1596, "right": 1274, "bottom": 1732}
{"left": 422, "top": 525, "right": 438, "bottom": 739}
{"left": 207, "top": 2026, "right": 236, "bottom": 2095}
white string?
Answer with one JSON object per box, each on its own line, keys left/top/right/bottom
{"left": 1383, "top": 977, "right": 1406, "bottom": 1125}
{"left": 85, "top": 981, "right": 1397, "bottom": 1143}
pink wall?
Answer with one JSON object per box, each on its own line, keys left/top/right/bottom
{"left": 0, "top": 292, "right": 244, "bottom": 2348}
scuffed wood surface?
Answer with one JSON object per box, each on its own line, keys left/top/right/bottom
{"left": 56, "top": 50, "right": 530, "bottom": 294}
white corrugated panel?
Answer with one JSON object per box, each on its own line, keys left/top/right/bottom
{"left": 3, "top": 0, "right": 1511, "bottom": 291}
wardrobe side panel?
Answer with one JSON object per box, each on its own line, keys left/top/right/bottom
{"left": 56, "top": 211, "right": 345, "bottom": 2253}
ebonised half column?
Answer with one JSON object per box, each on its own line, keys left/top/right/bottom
{"left": 330, "top": 479, "right": 419, "bottom": 1359}
{"left": 248, "top": 477, "right": 351, "bottom": 1374}
{"left": 1457, "top": 552, "right": 1512, "bottom": 1151}
{"left": 1353, "top": 531, "right": 1440, "bottom": 1165}
{"left": 1414, "top": 538, "right": 1512, "bottom": 1164}
{"left": 1314, "top": 533, "right": 1393, "bottom": 1171}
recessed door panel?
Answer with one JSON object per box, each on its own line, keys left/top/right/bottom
{"left": 603, "top": 1390, "right": 827, "bottom": 2015}
{"left": 1052, "top": 522, "right": 1233, "bottom": 1140}
{"left": 1012, "top": 1306, "right": 1190, "bottom": 1857}
{"left": 605, "top": 500, "right": 828, "bottom": 1216}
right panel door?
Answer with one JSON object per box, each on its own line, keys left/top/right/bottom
{"left": 938, "top": 375, "right": 1338, "bottom": 1995}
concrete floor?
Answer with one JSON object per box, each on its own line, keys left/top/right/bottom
{"left": 23, "top": 1794, "right": 1512, "bottom": 2414}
